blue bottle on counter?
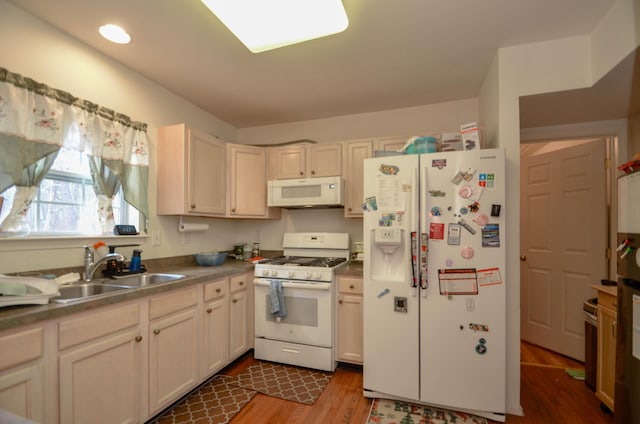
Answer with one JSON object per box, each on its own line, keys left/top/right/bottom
{"left": 129, "top": 249, "right": 142, "bottom": 272}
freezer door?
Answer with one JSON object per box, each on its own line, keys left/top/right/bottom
{"left": 363, "top": 154, "right": 421, "bottom": 400}
{"left": 419, "top": 149, "right": 506, "bottom": 416}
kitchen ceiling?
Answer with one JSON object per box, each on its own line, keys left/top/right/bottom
{"left": 9, "top": 0, "right": 620, "bottom": 128}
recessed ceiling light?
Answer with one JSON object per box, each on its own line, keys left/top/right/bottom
{"left": 200, "top": 0, "right": 348, "bottom": 53}
{"left": 99, "top": 24, "right": 131, "bottom": 44}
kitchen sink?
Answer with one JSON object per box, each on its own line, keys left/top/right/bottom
{"left": 52, "top": 283, "right": 132, "bottom": 304}
{"left": 112, "top": 273, "right": 186, "bottom": 287}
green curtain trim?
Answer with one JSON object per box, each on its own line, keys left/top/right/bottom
{"left": 0, "top": 67, "right": 147, "bottom": 132}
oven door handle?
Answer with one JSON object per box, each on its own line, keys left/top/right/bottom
{"left": 253, "top": 279, "right": 331, "bottom": 291}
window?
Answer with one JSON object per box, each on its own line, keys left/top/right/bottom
{"left": 0, "top": 148, "right": 139, "bottom": 236}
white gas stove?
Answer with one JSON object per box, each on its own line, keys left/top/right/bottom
{"left": 253, "top": 232, "right": 350, "bottom": 371}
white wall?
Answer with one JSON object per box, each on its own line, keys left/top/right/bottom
{"left": 492, "top": 0, "right": 639, "bottom": 415}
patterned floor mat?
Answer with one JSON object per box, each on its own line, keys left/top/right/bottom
{"left": 366, "top": 398, "right": 488, "bottom": 424}
{"left": 225, "top": 360, "right": 333, "bottom": 405}
{"left": 150, "top": 375, "right": 257, "bottom": 424}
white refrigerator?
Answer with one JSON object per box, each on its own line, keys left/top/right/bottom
{"left": 363, "top": 149, "right": 506, "bottom": 422}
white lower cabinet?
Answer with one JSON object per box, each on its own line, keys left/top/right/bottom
{"left": 229, "top": 272, "right": 253, "bottom": 361}
{"left": 202, "top": 278, "right": 229, "bottom": 377}
{"left": 148, "top": 286, "right": 200, "bottom": 415}
{"left": 336, "top": 275, "right": 364, "bottom": 364}
{"left": 0, "top": 325, "right": 47, "bottom": 423}
{"left": 58, "top": 301, "right": 144, "bottom": 424}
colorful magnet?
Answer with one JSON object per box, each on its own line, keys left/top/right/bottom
{"left": 468, "top": 201, "right": 480, "bottom": 212}
{"left": 475, "top": 344, "right": 487, "bottom": 355}
{"left": 445, "top": 258, "right": 454, "bottom": 267}
{"left": 458, "top": 219, "right": 476, "bottom": 235}
{"left": 377, "top": 288, "right": 390, "bottom": 298}
{"left": 430, "top": 206, "right": 443, "bottom": 216}
{"left": 429, "top": 190, "right": 446, "bottom": 197}
{"left": 461, "top": 246, "right": 474, "bottom": 259}
{"left": 379, "top": 164, "right": 399, "bottom": 175}
{"left": 473, "top": 213, "right": 489, "bottom": 227}
{"left": 458, "top": 185, "right": 473, "bottom": 199}
{"left": 459, "top": 207, "right": 469, "bottom": 215}
{"left": 490, "top": 204, "right": 501, "bottom": 217}
{"left": 469, "top": 323, "right": 489, "bottom": 332}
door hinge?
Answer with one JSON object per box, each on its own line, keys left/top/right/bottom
{"left": 605, "top": 158, "right": 611, "bottom": 170}
{"left": 606, "top": 247, "right": 612, "bottom": 260}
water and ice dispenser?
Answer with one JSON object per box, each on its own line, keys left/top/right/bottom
{"left": 370, "top": 228, "right": 405, "bottom": 281}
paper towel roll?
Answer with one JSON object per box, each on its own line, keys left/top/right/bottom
{"left": 178, "top": 222, "right": 209, "bottom": 232}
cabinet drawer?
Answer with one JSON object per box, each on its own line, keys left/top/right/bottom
{"left": 204, "top": 279, "right": 228, "bottom": 301}
{"left": 59, "top": 302, "right": 140, "bottom": 350}
{"left": 230, "top": 274, "right": 250, "bottom": 293}
{"left": 0, "top": 327, "right": 43, "bottom": 370}
{"left": 598, "top": 291, "right": 617, "bottom": 311}
{"left": 338, "top": 277, "right": 363, "bottom": 294}
{"left": 149, "top": 286, "right": 200, "bottom": 320}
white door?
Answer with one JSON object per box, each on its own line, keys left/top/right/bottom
{"left": 520, "top": 140, "right": 607, "bottom": 360}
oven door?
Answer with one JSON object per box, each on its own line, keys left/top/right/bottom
{"left": 254, "top": 278, "right": 334, "bottom": 347}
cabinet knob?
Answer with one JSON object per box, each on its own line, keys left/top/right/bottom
{"left": 348, "top": 207, "right": 352, "bottom": 212}
{"left": 520, "top": 255, "right": 527, "bottom": 262}
{"left": 153, "top": 329, "right": 160, "bottom": 335}
{"left": 206, "top": 308, "right": 213, "bottom": 314}
{"left": 135, "top": 335, "right": 142, "bottom": 342}
{"left": 239, "top": 281, "right": 244, "bottom": 286}
{"left": 311, "top": 170, "right": 315, "bottom": 175}
{"left": 339, "top": 299, "right": 343, "bottom": 304}
{"left": 232, "top": 298, "right": 238, "bottom": 303}
{"left": 190, "top": 204, "right": 196, "bottom": 209}
{"left": 216, "top": 288, "right": 221, "bottom": 293}
{"left": 232, "top": 208, "right": 236, "bottom": 212}
{"left": 299, "top": 171, "right": 304, "bottom": 176}
{"left": 349, "top": 284, "right": 355, "bottom": 289}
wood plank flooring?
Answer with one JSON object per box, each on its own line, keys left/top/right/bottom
{"left": 157, "top": 342, "right": 614, "bottom": 423}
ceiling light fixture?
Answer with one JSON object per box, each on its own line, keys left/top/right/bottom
{"left": 99, "top": 24, "right": 131, "bottom": 44}
{"left": 200, "top": 0, "right": 349, "bottom": 53}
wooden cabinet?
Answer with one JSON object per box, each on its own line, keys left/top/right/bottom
{"left": 58, "top": 302, "right": 144, "bottom": 424}
{"left": 202, "top": 278, "right": 229, "bottom": 377}
{"left": 596, "top": 287, "right": 617, "bottom": 411}
{"left": 148, "top": 286, "right": 200, "bottom": 415}
{"left": 336, "top": 276, "right": 364, "bottom": 364}
{"left": 343, "top": 140, "right": 374, "bottom": 217}
{"left": 375, "top": 136, "right": 408, "bottom": 152}
{"left": 157, "top": 123, "right": 226, "bottom": 216}
{"left": 227, "top": 143, "right": 279, "bottom": 219}
{"left": 269, "top": 143, "right": 342, "bottom": 179}
{"left": 0, "top": 326, "right": 46, "bottom": 423}
{"left": 229, "top": 272, "right": 253, "bottom": 361}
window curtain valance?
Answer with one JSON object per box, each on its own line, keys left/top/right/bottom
{"left": 0, "top": 66, "right": 149, "bottom": 233}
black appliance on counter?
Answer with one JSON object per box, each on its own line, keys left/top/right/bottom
{"left": 614, "top": 170, "right": 640, "bottom": 424}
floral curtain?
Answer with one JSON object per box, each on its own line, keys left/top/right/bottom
{"left": 0, "top": 66, "right": 149, "bottom": 234}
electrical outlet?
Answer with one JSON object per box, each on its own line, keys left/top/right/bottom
{"left": 151, "top": 230, "right": 161, "bottom": 246}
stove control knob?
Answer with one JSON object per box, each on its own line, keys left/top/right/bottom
{"left": 270, "top": 270, "right": 278, "bottom": 277}
{"left": 314, "top": 273, "right": 322, "bottom": 280}
{"left": 287, "top": 271, "right": 295, "bottom": 278}
{"left": 306, "top": 272, "right": 313, "bottom": 279}
{"left": 262, "top": 269, "right": 270, "bottom": 277}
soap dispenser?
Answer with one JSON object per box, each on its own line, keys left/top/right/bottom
{"left": 129, "top": 249, "right": 142, "bottom": 272}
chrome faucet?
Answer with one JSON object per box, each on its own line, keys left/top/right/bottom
{"left": 83, "top": 246, "right": 126, "bottom": 282}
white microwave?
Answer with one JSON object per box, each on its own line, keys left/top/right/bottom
{"left": 267, "top": 176, "right": 344, "bottom": 208}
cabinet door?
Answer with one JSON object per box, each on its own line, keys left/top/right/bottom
{"left": 309, "top": 143, "right": 342, "bottom": 177}
{"left": 228, "top": 144, "right": 268, "bottom": 217}
{"left": 59, "top": 329, "right": 143, "bottom": 424}
{"left": 343, "top": 140, "right": 373, "bottom": 217}
{"left": 149, "top": 307, "right": 199, "bottom": 414}
{"left": 376, "top": 136, "right": 408, "bottom": 152}
{"left": 272, "top": 146, "right": 306, "bottom": 179}
{"left": 203, "top": 296, "right": 228, "bottom": 377}
{"left": 597, "top": 305, "right": 616, "bottom": 410}
{"left": 188, "top": 129, "right": 226, "bottom": 215}
{"left": 0, "top": 364, "right": 44, "bottom": 422}
{"left": 229, "top": 273, "right": 252, "bottom": 361}
{"left": 336, "top": 276, "right": 364, "bottom": 364}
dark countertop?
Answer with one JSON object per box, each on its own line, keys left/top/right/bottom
{"left": 336, "top": 261, "right": 364, "bottom": 277}
{"left": 0, "top": 260, "right": 254, "bottom": 332}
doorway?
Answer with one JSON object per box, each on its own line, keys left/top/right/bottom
{"left": 520, "top": 138, "right": 611, "bottom": 360}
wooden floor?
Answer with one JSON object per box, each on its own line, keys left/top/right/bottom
{"left": 211, "top": 342, "right": 614, "bottom": 423}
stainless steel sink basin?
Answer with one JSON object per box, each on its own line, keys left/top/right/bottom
{"left": 113, "top": 273, "right": 186, "bottom": 287}
{"left": 52, "top": 283, "right": 131, "bottom": 304}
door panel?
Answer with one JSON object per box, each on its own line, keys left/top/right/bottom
{"left": 521, "top": 140, "right": 607, "bottom": 360}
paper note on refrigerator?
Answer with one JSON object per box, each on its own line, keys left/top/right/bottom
{"left": 376, "top": 176, "right": 404, "bottom": 211}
